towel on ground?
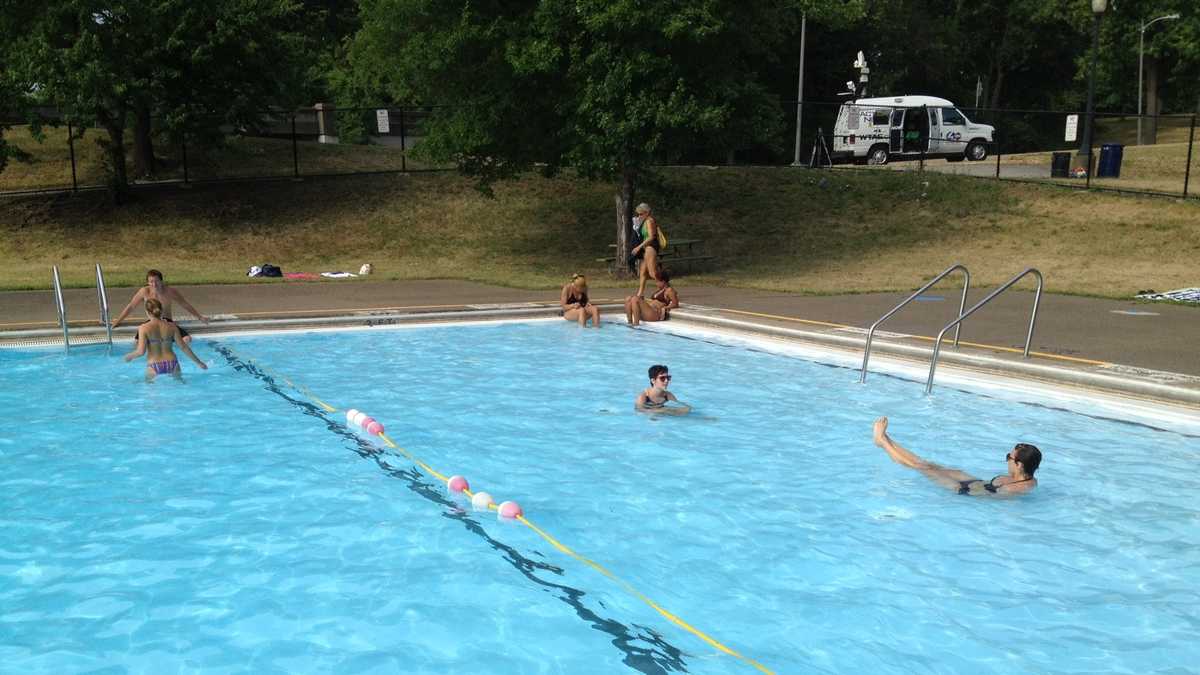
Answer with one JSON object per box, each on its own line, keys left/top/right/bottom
{"left": 284, "top": 272, "right": 320, "bottom": 280}
{"left": 1135, "top": 288, "right": 1200, "bottom": 303}
{"left": 320, "top": 272, "right": 358, "bottom": 278}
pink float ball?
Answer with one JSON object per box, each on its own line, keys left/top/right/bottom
{"left": 471, "top": 492, "right": 494, "bottom": 510}
{"left": 498, "top": 501, "right": 523, "bottom": 519}
{"left": 447, "top": 475, "right": 469, "bottom": 493}
{"left": 360, "top": 416, "right": 375, "bottom": 429}
{"left": 345, "top": 409, "right": 359, "bottom": 424}
{"left": 366, "top": 420, "right": 383, "bottom": 435}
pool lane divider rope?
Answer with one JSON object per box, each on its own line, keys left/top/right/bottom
{"left": 222, "top": 345, "right": 774, "bottom": 674}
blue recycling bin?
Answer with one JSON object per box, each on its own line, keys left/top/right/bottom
{"left": 1097, "top": 143, "right": 1124, "bottom": 178}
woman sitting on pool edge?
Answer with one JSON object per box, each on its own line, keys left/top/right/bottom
{"left": 560, "top": 273, "right": 601, "bottom": 328}
{"left": 624, "top": 268, "right": 679, "bottom": 326}
{"left": 635, "top": 365, "right": 691, "bottom": 415}
{"left": 124, "top": 298, "right": 207, "bottom": 380}
{"left": 872, "top": 417, "right": 1039, "bottom": 496}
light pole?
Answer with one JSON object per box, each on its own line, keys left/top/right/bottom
{"left": 1137, "top": 13, "right": 1180, "bottom": 146}
{"left": 1076, "top": 0, "right": 1108, "bottom": 172}
{"left": 791, "top": 13, "right": 808, "bottom": 166}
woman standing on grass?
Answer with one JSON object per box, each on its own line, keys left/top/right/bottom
{"left": 124, "top": 299, "right": 207, "bottom": 380}
{"left": 630, "top": 203, "right": 663, "bottom": 298}
{"left": 560, "top": 273, "right": 601, "bottom": 328}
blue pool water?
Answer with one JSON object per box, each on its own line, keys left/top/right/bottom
{"left": 2, "top": 320, "right": 1198, "bottom": 674}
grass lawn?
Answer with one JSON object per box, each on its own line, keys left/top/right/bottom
{"left": 1, "top": 165, "right": 1198, "bottom": 300}
{"left": 0, "top": 125, "right": 446, "bottom": 192}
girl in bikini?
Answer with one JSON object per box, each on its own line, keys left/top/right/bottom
{"left": 560, "top": 273, "right": 601, "bottom": 328}
{"left": 124, "top": 299, "right": 208, "bottom": 381}
{"left": 625, "top": 269, "right": 679, "bottom": 326}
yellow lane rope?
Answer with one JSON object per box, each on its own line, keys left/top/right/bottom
{"left": 715, "top": 307, "right": 1111, "bottom": 366}
{"left": 229, "top": 347, "right": 773, "bottom": 674}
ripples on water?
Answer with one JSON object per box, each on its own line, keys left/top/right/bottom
{"left": 1, "top": 322, "right": 1197, "bottom": 674}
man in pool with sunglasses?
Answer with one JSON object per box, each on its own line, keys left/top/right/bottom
{"left": 635, "top": 365, "right": 691, "bottom": 415}
{"left": 872, "top": 417, "right": 1040, "bottom": 496}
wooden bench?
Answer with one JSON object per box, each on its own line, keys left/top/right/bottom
{"left": 599, "top": 237, "right": 715, "bottom": 275}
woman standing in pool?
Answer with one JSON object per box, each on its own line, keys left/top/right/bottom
{"left": 124, "top": 299, "right": 207, "bottom": 380}
{"left": 872, "top": 417, "right": 1039, "bottom": 496}
{"left": 636, "top": 365, "right": 691, "bottom": 415}
{"left": 560, "top": 273, "right": 601, "bottom": 328}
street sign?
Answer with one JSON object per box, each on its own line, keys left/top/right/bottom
{"left": 1064, "top": 114, "right": 1078, "bottom": 142}
{"left": 376, "top": 109, "right": 390, "bottom": 134}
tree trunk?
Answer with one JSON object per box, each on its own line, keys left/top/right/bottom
{"left": 97, "top": 107, "right": 129, "bottom": 204}
{"left": 1145, "top": 57, "right": 1159, "bottom": 145}
{"left": 614, "top": 167, "right": 636, "bottom": 279}
{"left": 988, "top": 67, "right": 1005, "bottom": 112}
{"left": 132, "top": 102, "right": 155, "bottom": 178}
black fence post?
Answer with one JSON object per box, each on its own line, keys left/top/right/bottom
{"left": 1085, "top": 136, "right": 1093, "bottom": 190}
{"left": 995, "top": 131, "right": 1001, "bottom": 179}
{"left": 291, "top": 114, "right": 300, "bottom": 179}
{"left": 399, "top": 107, "right": 407, "bottom": 173}
{"left": 918, "top": 105, "right": 927, "bottom": 172}
{"left": 1184, "top": 113, "right": 1196, "bottom": 199}
{"left": 67, "top": 121, "right": 78, "bottom": 193}
{"left": 181, "top": 138, "right": 189, "bottom": 184}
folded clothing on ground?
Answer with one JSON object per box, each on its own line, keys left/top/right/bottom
{"left": 1135, "top": 288, "right": 1200, "bottom": 303}
{"left": 248, "top": 264, "right": 282, "bottom": 277}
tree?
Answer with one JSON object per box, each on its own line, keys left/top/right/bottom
{"left": 2, "top": 0, "right": 309, "bottom": 197}
{"left": 348, "top": 0, "right": 862, "bottom": 274}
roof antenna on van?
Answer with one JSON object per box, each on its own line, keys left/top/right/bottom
{"left": 853, "top": 51, "right": 869, "bottom": 98}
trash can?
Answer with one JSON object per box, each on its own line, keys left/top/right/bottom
{"left": 1050, "top": 152, "right": 1071, "bottom": 178}
{"left": 1097, "top": 143, "right": 1124, "bottom": 178}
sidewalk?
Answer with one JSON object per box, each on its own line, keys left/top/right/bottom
{"left": 2, "top": 278, "right": 1197, "bottom": 380}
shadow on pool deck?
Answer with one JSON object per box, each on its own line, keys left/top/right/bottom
{"left": 2, "top": 279, "right": 1198, "bottom": 404}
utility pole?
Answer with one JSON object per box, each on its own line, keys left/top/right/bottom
{"left": 791, "top": 14, "right": 808, "bottom": 166}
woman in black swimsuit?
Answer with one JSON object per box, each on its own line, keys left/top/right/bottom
{"left": 630, "top": 203, "right": 663, "bottom": 299}
{"left": 560, "top": 273, "right": 601, "bottom": 328}
{"left": 872, "top": 417, "right": 1041, "bottom": 497}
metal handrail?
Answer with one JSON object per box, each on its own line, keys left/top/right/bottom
{"left": 95, "top": 263, "right": 112, "bottom": 345}
{"left": 860, "top": 263, "right": 970, "bottom": 383}
{"left": 925, "top": 268, "right": 1043, "bottom": 394}
{"left": 52, "top": 265, "right": 69, "bottom": 352}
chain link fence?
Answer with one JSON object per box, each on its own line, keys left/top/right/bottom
{"left": 782, "top": 99, "right": 1197, "bottom": 199}
{"left": 2, "top": 101, "right": 1196, "bottom": 199}
{"left": 0, "top": 106, "right": 448, "bottom": 196}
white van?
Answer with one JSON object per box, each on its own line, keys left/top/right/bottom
{"left": 830, "top": 95, "right": 995, "bottom": 165}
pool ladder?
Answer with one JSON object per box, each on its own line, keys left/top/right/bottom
{"left": 51, "top": 263, "right": 114, "bottom": 351}
{"left": 859, "top": 265, "right": 1043, "bottom": 394}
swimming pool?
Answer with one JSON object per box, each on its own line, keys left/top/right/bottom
{"left": 2, "top": 319, "right": 1198, "bottom": 673}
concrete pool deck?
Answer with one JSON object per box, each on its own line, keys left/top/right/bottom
{"left": 2, "top": 279, "right": 1198, "bottom": 406}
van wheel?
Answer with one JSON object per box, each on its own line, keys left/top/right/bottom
{"left": 967, "top": 141, "right": 989, "bottom": 161}
{"left": 867, "top": 145, "right": 890, "bottom": 165}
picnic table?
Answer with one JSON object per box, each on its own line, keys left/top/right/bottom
{"left": 597, "top": 237, "right": 715, "bottom": 275}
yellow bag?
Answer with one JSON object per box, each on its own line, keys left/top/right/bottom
{"left": 657, "top": 226, "right": 668, "bottom": 249}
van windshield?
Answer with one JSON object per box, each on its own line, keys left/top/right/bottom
{"left": 941, "top": 107, "right": 967, "bottom": 125}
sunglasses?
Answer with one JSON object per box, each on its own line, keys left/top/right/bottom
{"left": 657, "top": 375, "right": 672, "bottom": 382}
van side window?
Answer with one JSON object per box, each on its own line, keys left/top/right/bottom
{"left": 890, "top": 110, "right": 903, "bottom": 126}
{"left": 872, "top": 109, "right": 890, "bottom": 126}
{"left": 941, "top": 107, "right": 966, "bottom": 125}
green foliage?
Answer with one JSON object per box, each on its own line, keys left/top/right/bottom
{"left": 348, "top": 0, "right": 863, "bottom": 187}
{"left": 0, "top": 0, "right": 311, "bottom": 189}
